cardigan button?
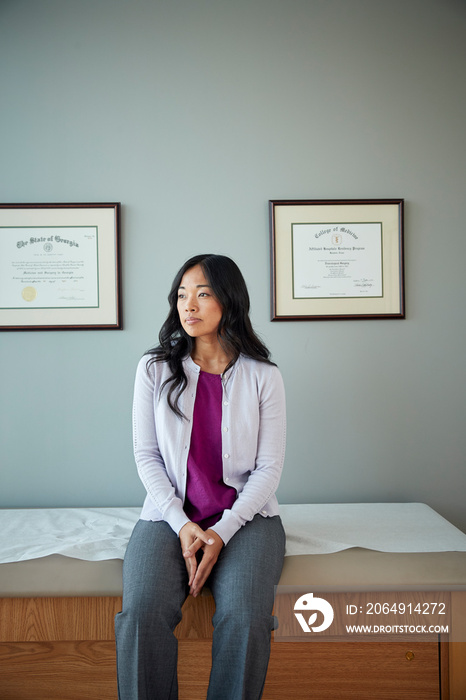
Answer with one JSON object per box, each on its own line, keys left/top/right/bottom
{"left": 224, "top": 453, "right": 230, "bottom": 459}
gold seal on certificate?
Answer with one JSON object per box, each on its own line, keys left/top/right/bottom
{"left": 21, "top": 286, "right": 37, "bottom": 302}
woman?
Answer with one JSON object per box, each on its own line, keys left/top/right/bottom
{"left": 115, "top": 254, "right": 286, "bottom": 700}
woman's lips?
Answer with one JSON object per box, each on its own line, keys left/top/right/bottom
{"left": 185, "top": 317, "right": 201, "bottom": 325}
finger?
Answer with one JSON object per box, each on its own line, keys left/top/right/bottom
{"left": 183, "top": 534, "right": 215, "bottom": 559}
{"left": 191, "top": 559, "right": 213, "bottom": 597}
{"left": 197, "top": 531, "right": 216, "bottom": 546}
{"left": 190, "top": 533, "right": 224, "bottom": 596}
{"left": 182, "top": 536, "right": 203, "bottom": 558}
{"left": 184, "top": 550, "right": 198, "bottom": 586}
{"left": 179, "top": 522, "right": 213, "bottom": 543}
{"left": 190, "top": 548, "right": 218, "bottom": 596}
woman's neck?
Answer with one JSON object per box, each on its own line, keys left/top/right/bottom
{"left": 191, "top": 338, "right": 233, "bottom": 375}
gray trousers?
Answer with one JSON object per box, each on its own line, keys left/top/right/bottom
{"left": 115, "top": 514, "right": 286, "bottom": 700}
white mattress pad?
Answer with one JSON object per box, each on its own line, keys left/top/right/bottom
{"left": 1, "top": 503, "right": 466, "bottom": 597}
{"left": 1, "top": 502, "right": 466, "bottom": 564}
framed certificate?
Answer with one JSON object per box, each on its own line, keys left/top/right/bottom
{"left": 269, "top": 199, "right": 404, "bottom": 320}
{"left": 0, "top": 203, "right": 121, "bottom": 330}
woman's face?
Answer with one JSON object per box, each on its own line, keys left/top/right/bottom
{"left": 177, "top": 264, "right": 223, "bottom": 343}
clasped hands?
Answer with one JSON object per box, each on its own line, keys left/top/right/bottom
{"left": 179, "top": 522, "right": 224, "bottom": 597}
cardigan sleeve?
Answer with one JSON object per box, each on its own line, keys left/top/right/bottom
{"left": 210, "top": 363, "right": 286, "bottom": 545}
{"left": 133, "top": 356, "right": 190, "bottom": 535}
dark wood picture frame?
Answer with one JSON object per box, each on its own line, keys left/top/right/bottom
{"left": 270, "top": 199, "right": 404, "bottom": 320}
{"left": 0, "top": 203, "right": 121, "bottom": 330}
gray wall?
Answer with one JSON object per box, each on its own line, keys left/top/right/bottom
{"left": 1, "top": 0, "right": 465, "bottom": 532}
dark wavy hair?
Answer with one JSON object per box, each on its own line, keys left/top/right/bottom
{"left": 147, "top": 254, "right": 274, "bottom": 418}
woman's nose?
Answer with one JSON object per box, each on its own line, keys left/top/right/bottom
{"left": 185, "top": 295, "right": 198, "bottom": 311}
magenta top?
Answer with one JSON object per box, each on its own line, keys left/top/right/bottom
{"left": 184, "top": 371, "right": 237, "bottom": 529}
